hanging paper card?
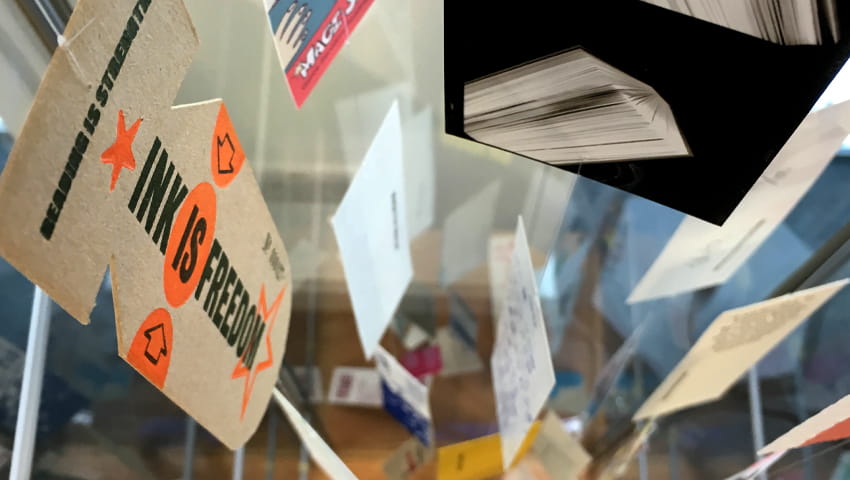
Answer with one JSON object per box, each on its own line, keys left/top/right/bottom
{"left": 761, "top": 393, "right": 850, "bottom": 455}
{"left": 375, "top": 345, "right": 432, "bottom": 445}
{"left": 384, "top": 436, "right": 434, "bottom": 480}
{"left": 332, "top": 101, "right": 412, "bottom": 358}
{"left": 723, "top": 450, "right": 786, "bottom": 480}
{"left": 266, "top": 0, "right": 376, "bottom": 107}
{"left": 628, "top": 101, "right": 850, "bottom": 304}
{"left": 0, "top": 0, "right": 292, "bottom": 448}
{"left": 635, "top": 279, "right": 848, "bottom": 421}
{"left": 327, "top": 366, "right": 383, "bottom": 407}
{"left": 492, "top": 216, "right": 556, "bottom": 470}
{"left": 529, "top": 411, "right": 591, "bottom": 480}
{"left": 274, "top": 389, "right": 357, "bottom": 480}
{"left": 401, "top": 344, "right": 442, "bottom": 380}
{"left": 437, "top": 422, "right": 541, "bottom": 480}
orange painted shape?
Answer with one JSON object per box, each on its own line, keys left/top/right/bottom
{"left": 210, "top": 104, "right": 245, "bottom": 188}
{"left": 164, "top": 182, "right": 217, "bottom": 307}
{"left": 101, "top": 109, "right": 142, "bottom": 191}
{"left": 232, "top": 284, "right": 286, "bottom": 420}
{"left": 801, "top": 416, "right": 850, "bottom": 448}
{"left": 127, "top": 308, "right": 173, "bottom": 389}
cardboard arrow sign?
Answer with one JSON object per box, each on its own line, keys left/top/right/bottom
{"left": 0, "top": 0, "right": 292, "bottom": 448}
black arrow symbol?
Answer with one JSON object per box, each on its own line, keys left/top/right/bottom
{"left": 143, "top": 323, "right": 168, "bottom": 365}
{"left": 216, "top": 133, "right": 235, "bottom": 174}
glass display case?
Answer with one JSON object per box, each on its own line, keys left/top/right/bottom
{"left": 3, "top": 0, "right": 850, "bottom": 479}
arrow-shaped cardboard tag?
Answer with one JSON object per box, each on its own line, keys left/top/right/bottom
{"left": 0, "top": 0, "right": 292, "bottom": 448}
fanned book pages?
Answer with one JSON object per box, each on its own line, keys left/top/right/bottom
{"left": 444, "top": 0, "right": 850, "bottom": 224}
{"left": 464, "top": 49, "right": 689, "bottom": 165}
{"left": 641, "top": 0, "right": 840, "bottom": 46}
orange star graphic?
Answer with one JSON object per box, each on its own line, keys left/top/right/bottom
{"left": 232, "top": 284, "right": 286, "bottom": 420}
{"left": 101, "top": 110, "right": 142, "bottom": 192}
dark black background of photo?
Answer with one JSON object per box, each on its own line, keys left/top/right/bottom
{"left": 444, "top": 0, "right": 850, "bottom": 225}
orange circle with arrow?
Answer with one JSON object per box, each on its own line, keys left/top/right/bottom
{"left": 127, "top": 308, "right": 173, "bottom": 389}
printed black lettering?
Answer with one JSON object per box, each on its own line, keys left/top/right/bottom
{"left": 39, "top": 0, "right": 150, "bottom": 239}
{"left": 107, "top": 57, "right": 121, "bottom": 79}
{"left": 51, "top": 189, "right": 66, "bottom": 212}
{"left": 114, "top": 39, "right": 128, "bottom": 63}
{"left": 129, "top": 138, "right": 160, "bottom": 212}
{"left": 183, "top": 217, "right": 206, "bottom": 281}
{"left": 205, "top": 249, "right": 229, "bottom": 318}
{"left": 124, "top": 16, "right": 138, "bottom": 40}
{"left": 152, "top": 174, "right": 188, "bottom": 253}
{"left": 83, "top": 104, "right": 100, "bottom": 135}
{"left": 135, "top": 148, "right": 173, "bottom": 233}
{"left": 215, "top": 269, "right": 237, "bottom": 335}
{"left": 96, "top": 85, "right": 108, "bottom": 106}
{"left": 40, "top": 214, "right": 56, "bottom": 240}
{"left": 230, "top": 304, "right": 253, "bottom": 346}
{"left": 171, "top": 206, "right": 197, "bottom": 270}
{"left": 170, "top": 206, "right": 206, "bottom": 284}
{"left": 221, "top": 279, "right": 242, "bottom": 338}
{"left": 66, "top": 148, "right": 82, "bottom": 177}
{"left": 137, "top": 0, "right": 152, "bottom": 14}
{"left": 244, "top": 323, "right": 266, "bottom": 369}
{"left": 74, "top": 130, "right": 89, "bottom": 154}
{"left": 100, "top": 70, "right": 113, "bottom": 92}
{"left": 229, "top": 291, "right": 249, "bottom": 345}
{"left": 195, "top": 239, "right": 221, "bottom": 301}
{"left": 58, "top": 171, "right": 72, "bottom": 194}
{"left": 236, "top": 312, "right": 259, "bottom": 357}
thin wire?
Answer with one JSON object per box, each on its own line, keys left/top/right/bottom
{"left": 768, "top": 438, "right": 850, "bottom": 477}
{"left": 32, "top": 0, "right": 62, "bottom": 40}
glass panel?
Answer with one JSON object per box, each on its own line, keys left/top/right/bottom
{"left": 0, "top": 0, "right": 849, "bottom": 478}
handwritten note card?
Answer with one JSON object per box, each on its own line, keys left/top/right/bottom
{"left": 332, "top": 102, "right": 412, "bottom": 357}
{"left": 491, "top": 217, "right": 556, "bottom": 470}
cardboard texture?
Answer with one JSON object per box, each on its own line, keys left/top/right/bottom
{"left": 436, "top": 422, "right": 541, "bottom": 480}
{"left": 760, "top": 393, "right": 850, "bottom": 455}
{"left": 0, "top": 0, "right": 292, "bottom": 448}
{"left": 634, "top": 279, "right": 848, "bottom": 421}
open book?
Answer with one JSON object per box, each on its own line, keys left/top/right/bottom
{"left": 642, "top": 0, "right": 840, "bottom": 45}
{"left": 463, "top": 49, "right": 690, "bottom": 165}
